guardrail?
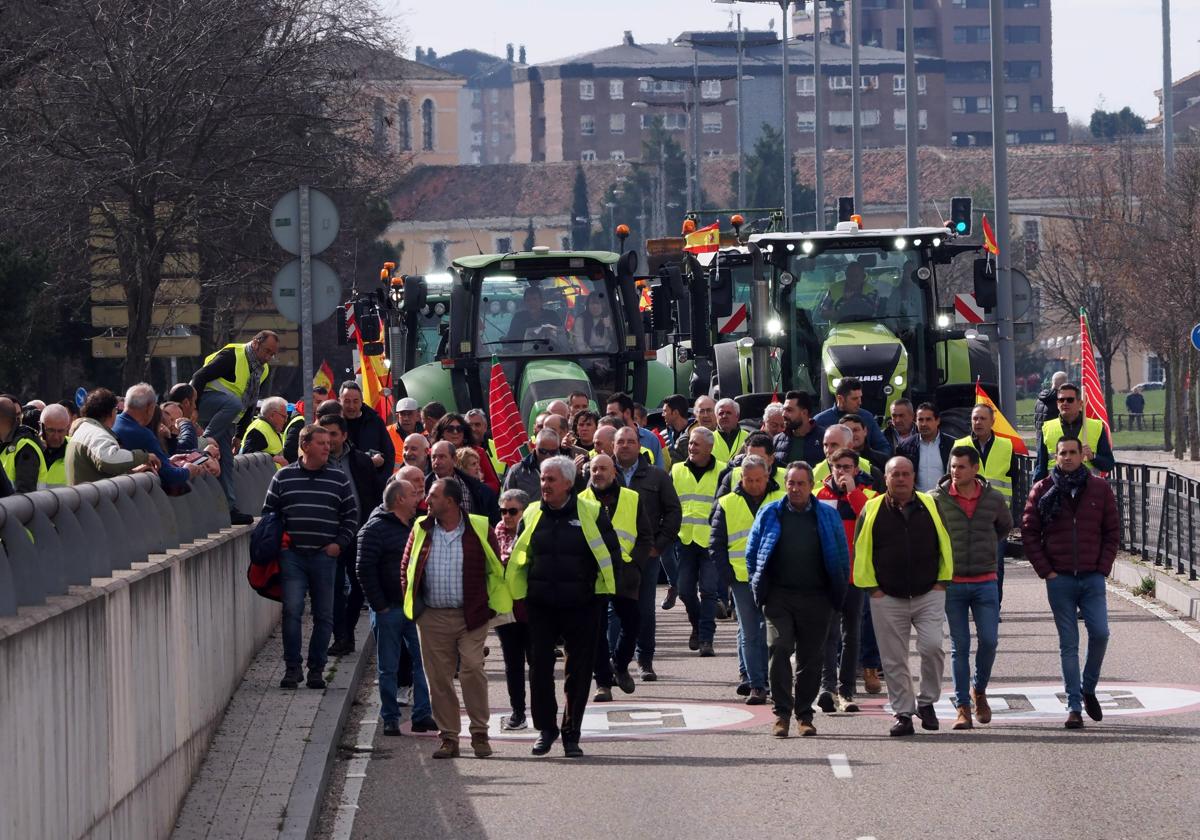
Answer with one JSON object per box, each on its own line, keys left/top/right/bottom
{"left": 1015, "top": 413, "right": 1164, "bottom": 432}
{"left": 1013, "top": 455, "right": 1197, "bottom": 582}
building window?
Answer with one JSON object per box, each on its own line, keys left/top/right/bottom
{"left": 1030, "top": 95, "right": 1044, "bottom": 112}
{"left": 954, "top": 96, "right": 991, "bottom": 114}
{"left": 609, "top": 79, "right": 624, "bottom": 100}
{"left": 953, "top": 26, "right": 991, "bottom": 45}
{"left": 797, "top": 76, "right": 815, "bottom": 96}
{"left": 1006, "top": 25, "right": 1041, "bottom": 44}
{"left": 420, "top": 99, "right": 434, "bottom": 151}
{"left": 580, "top": 150, "right": 597, "bottom": 161}
{"left": 496, "top": 236, "right": 512, "bottom": 253}
{"left": 610, "top": 150, "right": 626, "bottom": 161}
{"left": 470, "top": 90, "right": 482, "bottom": 106}
{"left": 431, "top": 240, "right": 447, "bottom": 270}
{"left": 828, "top": 110, "right": 853, "bottom": 127}
{"left": 893, "top": 75, "right": 927, "bottom": 95}
{"left": 639, "top": 79, "right": 687, "bottom": 94}
{"left": 952, "top": 0, "right": 988, "bottom": 7}
{"left": 472, "top": 130, "right": 483, "bottom": 144}
{"left": 860, "top": 75, "right": 879, "bottom": 91}
{"left": 947, "top": 62, "right": 991, "bottom": 83}
{"left": 397, "top": 100, "right": 411, "bottom": 151}
{"left": 1006, "top": 0, "right": 1040, "bottom": 7}
{"left": 897, "top": 27, "right": 938, "bottom": 50}
{"left": 491, "top": 130, "right": 500, "bottom": 144}
{"left": 372, "top": 98, "right": 387, "bottom": 151}
{"left": 702, "top": 112, "right": 723, "bottom": 133}
{"left": 1040, "top": 130, "right": 1057, "bottom": 142}
{"left": 1006, "top": 95, "right": 1019, "bottom": 113}
{"left": 490, "top": 89, "right": 499, "bottom": 104}
{"left": 829, "top": 75, "right": 852, "bottom": 91}
{"left": 797, "top": 111, "right": 816, "bottom": 132}
{"left": 894, "top": 109, "right": 927, "bottom": 130}
{"left": 860, "top": 29, "right": 882, "bottom": 48}
{"left": 862, "top": 109, "right": 881, "bottom": 126}
{"left": 1005, "top": 61, "right": 1042, "bottom": 81}
{"left": 581, "top": 115, "right": 595, "bottom": 135}
{"left": 610, "top": 113, "right": 625, "bottom": 134}
{"left": 703, "top": 148, "right": 723, "bottom": 157}
{"left": 580, "top": 79, "right": 594, "bottom": 100}
{"left": 1147, "top": 353, "right": 1164, "bottom": 383}
{"left": 701, "top": 79, "right": 722, "bottom": 100}
{"left": 642, "top": 112, "right": 687, "bottom": 130}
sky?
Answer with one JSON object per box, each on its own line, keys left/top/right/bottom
{"left": 384, "top": 0, "right": 1200, "bottom": 124}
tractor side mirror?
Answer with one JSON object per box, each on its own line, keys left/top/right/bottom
{"left": 973, "top": 258, "right": 997, "bottom": 308}
{"left": 402, "top": 275, "right": 427, "bottom": 315}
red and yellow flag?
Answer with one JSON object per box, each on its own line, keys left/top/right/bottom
{"left": 314, "top": 359, "right": 334, "bottom": 393}
{"left": 683, "top": 222, "right": 720, "bottom": 255}
{"left": 981, "top": 214, "right": 999, "bottom": 256}
{"left": 975, "top": 381, "right": 1028, "bottom": 455}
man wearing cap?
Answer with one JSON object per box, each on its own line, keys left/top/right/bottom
{"left": 388, "top": 397, "right": 422, "bottom": 474}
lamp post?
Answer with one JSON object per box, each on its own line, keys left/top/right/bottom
{"left": 903, "top": 0, "right": 919, "bottom": 227}
{"left": 989, "top": 0, "right": 1015, "bottom": 419}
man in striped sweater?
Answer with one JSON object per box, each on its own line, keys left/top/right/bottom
{"left": 263, "top": 423, "right": 358, "bottom": 690}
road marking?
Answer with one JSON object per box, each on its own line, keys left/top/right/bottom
{"left": 828, "top": 753, "right": 852, "bottom": 779}
{"left": 1108, "top": 583, "right": 1200, "bottom": 647}
{"left": 856, "top": 836, "right": 878, "bottom": 840}
{"left": 474, "top": 701, "right": 775, "bottom": 740}
{"left": 331, "top": 689, "right": 381, "bottom": 840}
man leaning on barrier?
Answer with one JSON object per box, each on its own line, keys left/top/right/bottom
{"left": 66, "top": 388, "right": 158, "bottom": 486}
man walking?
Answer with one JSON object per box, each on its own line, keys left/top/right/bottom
{"left": 1022, "top": 438, "right": 1119, "bottom": 729}
{"left": 884, "top": 398, "right": 917, "bottom": 453}
{"left": 339, "top": 381, "right": 394, "bottom": 480}
{"left": 263, "top": 425, "right": 358, "bottom": 691}
{"left": 357, "top": 479, "right": 435, "bottom": 735}
{"left": 853, "top": 456, "right": 953, "bottom": 736}
{"left": 401, "top": 478, "right": 509, "bottom": 759}
{"left": 812, "top": 377, "right": 892, "bottom": 456}
{"left": 660, "top": 394, "right": 696, "bottom": 466}
{"left": 507, "top": 456, "right": 622, "bottom": 758}
{"left": 711, "top": 398, "right": 749, "bottom": 464}
{"left": 773, "top": 390, "right": 823, "bottom": 466}
{"left": 746, "top": 462, "right": 850, "bottom": 737}
{"left": 930, "top": 446, "right": 1012, "bottom": 730}
{"left": 899, "top": 403, "right": 955, "bottom": 493}
{"left": 1034, "top": 382, "right": 1115, "bottom": 481}
{"left": 954, "top": 404, "right": 1017, "bottom": 603}
{"left": 670, "top": 426, "right": 724, "bottom": 657}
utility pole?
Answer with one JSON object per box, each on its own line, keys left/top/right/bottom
{"left": 812, "top": 0, "right": 824, "bottom": 230}
{"left": 736, "top": 12, "right": 746, "bottom": 209}
{"left": 849, "top": 0, "right": 863, "bottom": 213}
{"left": 781, "top": 2, "right": 792, "bottom": 230}
{"left": 1163, "top": 0, "right": 1174, "bottom": 177}
{"left": 903, "top": 0, "right": 919, "bottom": 227}
{"left": 693, "top": 49, "right": 703, "bottom": 213}
{"left": 989, "top": 0, "right": 1016, "bottom": 419}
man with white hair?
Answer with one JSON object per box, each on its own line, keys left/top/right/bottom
{"left": 240, "top": 396, "right": 290, "bottom": 467}
{"left": 712, "top": 398, "right": 749, "bottom": 463}
{"left": 39, "top": 403, "right": 72, "bottom": 487}
{"left": 761, "top": 403, "right": 787, "bottom": 439}
{"left": 1034, "top": 370, "right": 1070, "bottom": 432}
{"left": 113, "top": 383, "right": 203, "bottom": 491}
{"left": 670, "top": 424, "right": 725, "bottom": 657}
{"left": 503, "top": 428, "right": 564, "bottom": 500}
{"left": 403, "top": 433, "right": 430, "bottom": 472}
{"left": 507, "top": 455, "right": 622, "bottom": 758}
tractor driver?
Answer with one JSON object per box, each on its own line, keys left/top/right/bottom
{"left": 819, "top": 261, "right": 878, "bottom": 322}
{"left": 505, "top": 285, "right": 564, "bottom": 346}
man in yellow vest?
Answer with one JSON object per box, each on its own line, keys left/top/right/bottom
{"left": 191, "top": 330, "right": 279, "bottom": 524}
{"left": 40, "top": 403, "right": 72, "bottom": 488}
{"left": 0, "top": 396, "right": 47, "bottom": 493}
{"left": 401, "top": 477, "right": 508, "bottom": 760}
{"left": 712, "top": 398, "right": 750, "bottom": 464}
{"left": 853, "top": 456, "right": 953, "bottom": 737}
{"left": 670, "top": 426, "right": 725, "bottom": 657}
{"left": 711, "top": 455, "right": 783, "bottom": 706}
{"left": 582, "top": 453, "right": 652, "bottom": 702}
{"left": 955, "top": 403, "right": 1017, "bottom": 604}
{"left": 506, "top": 455, "right": 622, "bottom": 758}
{"left": 240, "top": 396, "right": 289, "bottom": 467}
{"left": 813, "top": 424, "right": 881, "bottom": 489}
{"left": 1034, "top": 382, "right": 1114, "bottom": 481}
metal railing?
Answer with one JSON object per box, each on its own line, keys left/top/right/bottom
{"left": 0, "top": 453, "right": 276, "bottom": 615}
{"left": 1013, "top": 455, "right": 1197, "bottom": 582}
{"left": 1015, "top": 413, "right": 1164, "bottom": 432}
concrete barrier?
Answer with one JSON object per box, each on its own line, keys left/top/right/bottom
{"left": 0, "top": 454, "right": 280, "bottom": 840}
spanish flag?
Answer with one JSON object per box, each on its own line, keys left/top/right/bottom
{"left": 314, "top": 359, "right": 334, "bottom": 393}
{"left": 981, "top": 214, "right": 999, "bottom": 256}
{"left": 975, "top": 381, "right": 1027, "bottom": 455}
{"left": 684, "top": 222, "right": 720, "bottom": 255}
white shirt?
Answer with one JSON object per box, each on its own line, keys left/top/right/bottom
{"left": 917, "top": 438, "right": 943, "bottom": 492}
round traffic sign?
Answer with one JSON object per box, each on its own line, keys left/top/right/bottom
{"left": 272, "top": 259, "right": 342, "bottom": 323}
{"left": 270, "top": 188, "right": 340, "bottom": 256}
{"left": 75, "top": 386, "right": 87, "bottom": 408}
{"left": 1192, "top": 323, "right": 1200, "bottom": 352}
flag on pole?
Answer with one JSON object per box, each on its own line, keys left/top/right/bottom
{"left": 314, "top": 359, "right": 334, "bottom": 393}
{"left": 981, "top": 214, "right": 999, "bottom": 256}
{"left": 975, "top": 381, "right": 1028, "bottom": 455}
{"left": 488, "top": 356, "right": 528, "bottom": 466}
{"left": 1079, "top": 308, "right": 1110, "bottom": 437}
{"left": 346, "top": 305, "right": 393, "bottom": 417}
{"left": 683, "top": 222, "right": 720, "bottom": 255}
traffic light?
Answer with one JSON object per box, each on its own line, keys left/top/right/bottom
{"left": 837, "top": 196, "right": 855, "bottom": 223}
{"left": 950, "top": 197, "right": 972, "bottom": 235}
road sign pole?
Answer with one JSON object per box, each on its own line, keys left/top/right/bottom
{"left": 990, "top": 0, "right": 1016, "bottom": 418}
{"left": 299, "top": 184, "right": 315, "bottom": 419}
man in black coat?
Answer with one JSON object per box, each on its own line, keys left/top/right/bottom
{"left": 426, "top": 440, "right": 500, "bottom": 524}
{"left": 340, "top": 381, "right": 394, "bottom": 480}
{"left": 1033, "top": 371, "right": 1067, "bottom": 432}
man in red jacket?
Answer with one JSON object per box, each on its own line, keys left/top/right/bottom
{"left": 1021, "top": 437, "right": 1119, "bottom": 730}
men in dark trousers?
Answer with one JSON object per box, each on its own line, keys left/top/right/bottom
{"left": 582, "top": 453, "right": 652, "bottom": 701}
{"left": 746, "top": 461, "right": 849, "bottom": 737}
{"left": 670, "top": 426, "right": 725, "bottom": 657}
{"left": 506, "top": 456, "right": 622, "bottom": 758}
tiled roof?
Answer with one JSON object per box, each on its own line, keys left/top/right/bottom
{"left": 387, "top": 161, "right": 636, "bottom": 223}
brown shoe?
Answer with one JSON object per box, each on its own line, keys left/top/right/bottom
{"left": 470, "top": 734, "right": 493, "bottom": 758}
{"left": 863, "top": 668, "right": 882, "bottom": 695}
{"left": 796, "top": 717, "right": 817, "bottom": 737}
{"left": 772, "top": 717, "right": 790, "bottom": 738}
{"left": 972, "top": 688, "right": 992, "bottom": 724}
{"left": 432, "top": 738, "right": 460, "bottom": 759}
{"left": 953, "top": 705, "right": 974, "bottom": 730}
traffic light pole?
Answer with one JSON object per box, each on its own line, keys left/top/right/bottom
{"left": 989, "top": 0, "right": 1016, "bottom": 419}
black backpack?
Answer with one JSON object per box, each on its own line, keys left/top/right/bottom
{"left": 247, "top": 511, "right": 284, "bottom": 601}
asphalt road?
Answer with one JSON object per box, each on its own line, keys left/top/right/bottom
{"left": 317, "top": 560, "right": 1200, "bottom": 840}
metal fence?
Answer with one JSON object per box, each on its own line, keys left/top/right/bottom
{"left": 1013, "top": 455, "right": 1197, "bottom": 582}
{"left": 1015, "top": 413, "right": 1163, "bottom": 432}
{"left": 0, "top": 453, "right": 276, "bottom": 615}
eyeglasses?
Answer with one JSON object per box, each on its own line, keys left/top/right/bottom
{"left": 444, "top": 425, "right": 465, "bottom": 433}
{"left": 501, "top": 507, "right": 522, "bottom": 516}
{"left": 831, "top": 462, "right": 857, "bottom": 471}
{"left": 536, "top": 448, "right": 556, "bottom": 457}
{"left": 1057, "top": 397, "right": 1077, "bottom": 403}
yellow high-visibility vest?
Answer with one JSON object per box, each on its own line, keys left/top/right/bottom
{"left": 717, "top": 488, "right": 785, "bottom": 582}
{"left": 672, "top": 458, "right": 726, "bottom": 546}
{"left": 1042, "top": 417, "right": 1105, "bottom": 473}
{"left": 580, "top": 486, "right": 640, "bottom": 564}
{"left": 507, "top": 495, "right": 616, "bottom": 596}
{"left": 403, "top": 514, "right": 511, "bottom": 619}
{"left": 953, "top": 434, "right": 1013, "bottom": 498}
{"left": 852, "top": 493, "right": 953, "bottom": 588}
{"left": 202, "top": 343, "right": 269, "bottom": 403}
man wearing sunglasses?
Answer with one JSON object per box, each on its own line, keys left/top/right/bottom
{"left": 1034, "top": 383, "right": 1114, "bottom": 481}
{"left": 502, "top": 428, "right": 566, "bottom": 500}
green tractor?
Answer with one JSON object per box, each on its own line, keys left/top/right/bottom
{"left": 646, "top": 212, "right": 997, "bottom": 436}
{"left": 378, "top": 246, "right": 675, "bottom": 427}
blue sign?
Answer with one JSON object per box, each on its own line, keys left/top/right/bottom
{"left": 1193, "top": 324, "right": 1200, "bottom": 352}
{"left": 75, "top": 387, "right": 87, "bottom": 408}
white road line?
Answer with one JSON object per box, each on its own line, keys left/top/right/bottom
{"left": 855, "top": 836, "right": 878, "bottom": 840}
{"left": 828, "top": 753, "right": 852, "bottom": 779}
{"left": 331, "top": 689, "right": 382, "bottom": 840}
{"left": 1107, "top": 583, "right": 1200, "bottom": 647}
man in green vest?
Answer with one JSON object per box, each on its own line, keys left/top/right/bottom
{"left": 670, "top": 425, "right": 725, "bottom": 657}
{"left": 853, "top": 456, "right": 953, "bottom": 737}
{"left": 582, "top": 453, "right": 652, "bottom": 702}
{"left": 712, "top": 398, "right": 750, "bottom": 464}
{"left": 40, "top": 403, "right": 71, "bottom": 488}
{"left": 955, "top": 404, "right": 1018, "bottom": 604}
{"left": 507, "top": 455, "right": 622, "bottom": 758}
{"left": 240, "top": 396, "right": 289, "bottom": 467}
{"left": 1034, "top": 382, "right": 1114, "bottom": 481}
{"left": 191, "top": 330, "right": 279, "bottom": 524}
{"left": 0, "top": 396, "right": 47, "bottom": 493}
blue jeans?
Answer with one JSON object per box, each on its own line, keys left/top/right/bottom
{"left": 371, "top": 607, "right": 431, "bottom": 725}
{"left": 945, "top": 580, "right": 1000, "bottom": 708}
{"left": 658, "top": 543, "right": 679, "bottom": 588}
{"left": 859, "top": 596, "right": 882, "bottom": 670}
{"left": 1045, "top": 572, "right": 1110, "bottom": 712}
{"left": 996, "top": 538, "right": 1007, "bottom": 606}
{"left": 280, "top": 548, "right": 337, "bottom": 672}
{"left": 197, "top": 389, "right": 244, "bottom": 510}
{"left": 730, "top": 581, "right": 767, "bottom": 689}
{"left": 675, "top": 542, "right": 717, "bottom": 643}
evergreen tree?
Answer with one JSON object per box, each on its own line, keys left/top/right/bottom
{"left": 523, "top": 218, "right": 535, "bottom": 251}
{"left": 735, "top": 123, "right": 816, "bottom": 229}
{"left": 570, "top": 165, "right": 591, "bottom": 249}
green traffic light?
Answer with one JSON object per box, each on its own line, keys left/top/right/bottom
{"left": 955, "top": 221, "right": 967, "bottom": 233}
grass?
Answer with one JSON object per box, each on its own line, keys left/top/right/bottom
{"left": 1133, "top": 575, "right": 1157, "bottom": 598}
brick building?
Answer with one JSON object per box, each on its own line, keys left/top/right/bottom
{"left": 1150, "top": 67, "right": 1200, "bottom": 139}
{"left": 427, "top": 46, "right": 527, "bottom": 164}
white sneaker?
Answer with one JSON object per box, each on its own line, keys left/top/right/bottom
{"left": 397, "top": 685, "right": 414, "bottom": 707}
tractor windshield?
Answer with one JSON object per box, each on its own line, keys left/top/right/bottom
{"left": 476, "top": 272, "right": 619, "bottom": 357}
{"left": 789, "top": 247, "right": 926, "bottom": 340}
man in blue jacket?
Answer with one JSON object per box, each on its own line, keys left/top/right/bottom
{"left": 746, "top": 461, "right": 850, "bottom": 738}
{"left": 112, "top": 383, "right": 203, "bottom": 492}
{"left": 812, "top": 377, "right": 892, "bottom": 457}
